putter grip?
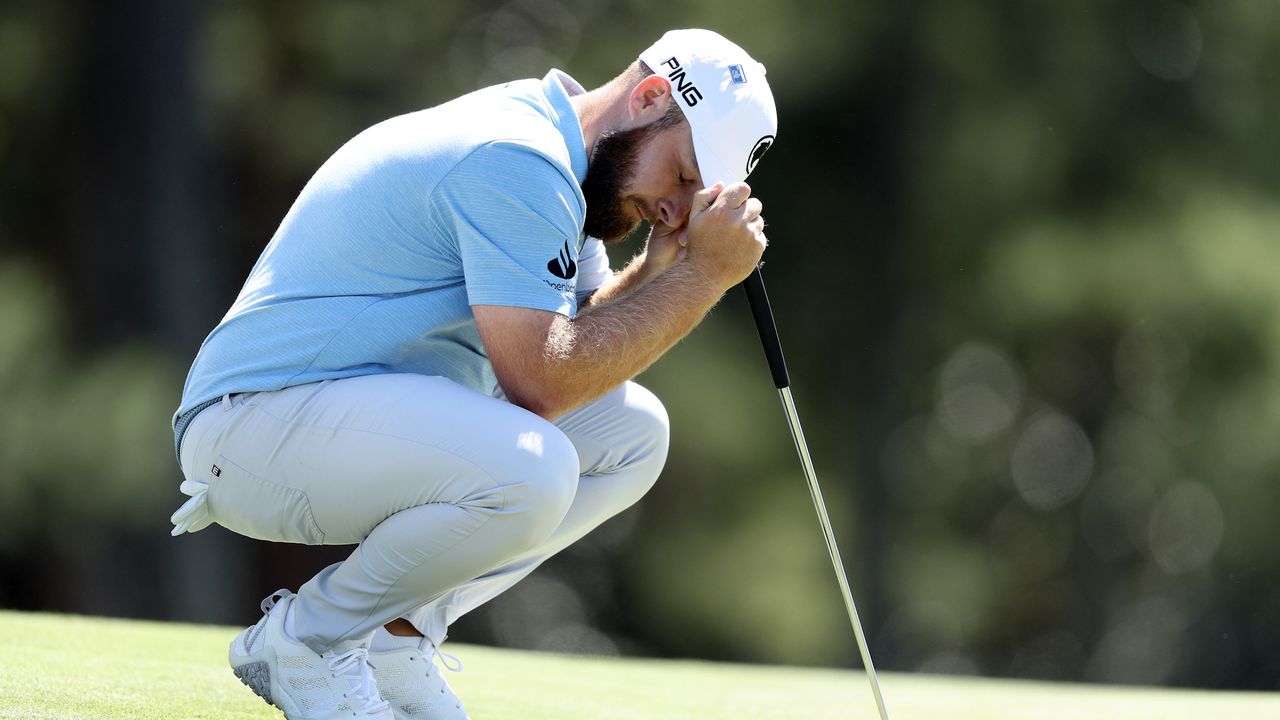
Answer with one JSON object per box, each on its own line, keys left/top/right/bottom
{"left": 743, "top": 266, "right": 791, "bottom": 390}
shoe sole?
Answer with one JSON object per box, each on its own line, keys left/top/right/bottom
{"left": 232, "top": 660, "right": 272, "bottom": 703}
{"left": 229, "top": 631, "right": 305, "bottom": 719}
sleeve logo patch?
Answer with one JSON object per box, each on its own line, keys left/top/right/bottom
{"left": 547, "top": 240, "right": 577, "bottom": 280}
{"left": 729, "top": 64, "right": 747, "bottom": 84}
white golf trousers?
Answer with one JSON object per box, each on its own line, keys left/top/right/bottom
{"left": 176, "top": 373, "right": 669, "bottom": 654}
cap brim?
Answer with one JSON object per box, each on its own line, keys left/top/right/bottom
{"left": 690, "top": 124, "right": 743, "bottom": 190}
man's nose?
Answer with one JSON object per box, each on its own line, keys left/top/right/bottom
{"left": 656, "top": 192, "right": 693, "bottom": 227}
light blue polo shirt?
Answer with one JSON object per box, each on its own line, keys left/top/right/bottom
{"left": 175, "top": 70, "right": 607, "bottom": 422}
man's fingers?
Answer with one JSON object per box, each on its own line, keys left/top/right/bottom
{"left": 692, "top": 182, "right": 725, "bottom": 216}
{"left": 743, "top": 197, "right": 763, "bottom": 221}
{"left": 714, "top": 182, "right": 752, "bottom": 210}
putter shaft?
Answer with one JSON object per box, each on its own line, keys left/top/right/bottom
{"left": 743, "top": 267, "right": 891, "bottom": 720}
{"left": 777, "top": 386, "right": 891, "bottom": 720}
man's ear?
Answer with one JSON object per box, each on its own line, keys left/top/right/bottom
{"left": 625, "top": 74, "right": 674, "bottom": 128}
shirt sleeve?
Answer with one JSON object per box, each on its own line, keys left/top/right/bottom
{"left": 574, "top": 236, "right": 612, "bottom": 304}
{"left": 430, "top": 141, "right": 587, "bottom": 317}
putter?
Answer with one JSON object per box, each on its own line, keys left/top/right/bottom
{"left": 742, "top": 266, "right": 892, "bottom": 720}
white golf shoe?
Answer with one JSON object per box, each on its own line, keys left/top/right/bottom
{"left": 229, "top": 589, "right": 394, "bottom": 720}
{"left": 370, "top": 638, "right": 469, "bottom": 719}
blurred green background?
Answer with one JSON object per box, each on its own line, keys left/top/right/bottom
{"left": 1, "top": 0, "right": 1277, "bottom": 690}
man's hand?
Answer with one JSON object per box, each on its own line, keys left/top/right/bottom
{"left": 683, "top": 181, "right": 767, "bottom": 290}
{"left": 638, "top": 219, "right": 688, "bottom": 276}
{"left": 590, "top": 182, "right": 765, "bottom": 306}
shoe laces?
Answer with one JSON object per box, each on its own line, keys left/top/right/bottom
{"left": 419, "top": 641, "right": 464, "bottom": 711}
{"left": 329, "top": 646, "right": 391, "bottom": 715}
{"left": 427, "top": 643, "right": 464, "bottom": 675}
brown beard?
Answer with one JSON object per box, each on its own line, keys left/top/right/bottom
{"left": 581, "top": 123, "right": 657, "bottom": 244}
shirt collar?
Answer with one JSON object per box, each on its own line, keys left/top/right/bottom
{"left": 542, "top": 69, "right": 589, "bottom": 185}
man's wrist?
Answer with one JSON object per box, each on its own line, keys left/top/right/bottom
{"left": 632, "top": 249, "right": 665, "bottom": 282}
{"left": 658, "top": 257, "right": 727, "bottom": 303}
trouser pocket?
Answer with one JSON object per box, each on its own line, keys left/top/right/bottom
{"left": 207, "top": 454, "right": 326, "bottom": 544}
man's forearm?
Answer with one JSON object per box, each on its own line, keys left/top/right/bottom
{"left": 540, "top": 260, "right": 722, "bottom": 416}
{"left": 482, "top": 182, "right": 765, "bottom": 420}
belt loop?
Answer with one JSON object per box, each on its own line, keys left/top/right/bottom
{"left": 222, "top": 393, "right": 232, "bottom": 410}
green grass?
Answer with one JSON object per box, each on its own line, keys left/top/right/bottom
{"left": 2, "top": 611, "right": 1277, "bottom": 719}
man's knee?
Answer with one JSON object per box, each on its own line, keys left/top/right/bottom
{"left": 595, "top": 383, "right": 670, "bottom": 509}
{"left": 620, "top": 382, "right": 671, "bottom": 474}
{"left": 495, "top": 424, "right": 580, "bottom": 550}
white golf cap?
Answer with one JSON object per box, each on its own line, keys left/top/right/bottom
{"left": 638, "top": 29, "right": 778, "bottom": 189}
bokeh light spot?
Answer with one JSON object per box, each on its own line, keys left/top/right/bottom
{"left": 936, "top": 341, "right": 1024, "bottom": 444}
{"left": 1086, "top": 594, "right": 1188, "bottom": 684}
{"left": 1148, "top": 481, "right": 1225, "bottom": 574}
{"left": 1011, "top": 412, "right": 1094, "bottom": 510}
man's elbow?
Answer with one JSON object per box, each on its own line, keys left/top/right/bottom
{"left": 499, "top": 381, "right": 569, "bottom": 421}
